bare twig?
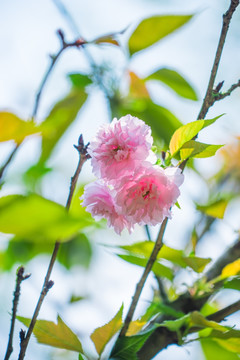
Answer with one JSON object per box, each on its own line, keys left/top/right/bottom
{"left": 0, "top": 30, "right": 86, "bottom": 184}
{"left": 32, "top": 30, "right": 86, "bottom": 119}
{"left": 197, "top": 0, "right": 239, "bottom": 120}
{"left": 0, "top": 144, "right": 20, "bottom": 183}
{"left": 119, "top": 217, "right": 168, "bottom": 337}
{"left": 4, "top": 267, "right": 30, "bottom": 360}
{"left": 17, "top": 135, "right": 90, "bottom": 360}
{"left": 211, "top": 79, "right": 240, "bottom": 104}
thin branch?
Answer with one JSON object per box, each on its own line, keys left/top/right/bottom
{"left": 0, "top": 31, "right": 86, "bottom": 184}
{"left": 211, "top": 79, "right": 240, "bottom": 104}
{"left": 119, "top": 217, "right": 168, "bottom": 337}
{"left": 17, "top": 135, "right": 90, "bottom": 360}
{"left": 144, "top": 225, "right": 169, "bottom": 303}
{"left": 4, "top": 267, "right": 30, "bottom": 360}
{"left": 51, "top": 0, "right": 112, "bottom": 102}
{"left": 0, "top": 144, "right": 20, "bottom": 184}
{"left": 197, "top": 0, "right": 239, "bottom": 120}
{"left": 32, "top": 30, "right": 86, "bottom": 119}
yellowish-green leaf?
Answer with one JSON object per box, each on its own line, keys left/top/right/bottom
{"left": 180, "top": 140, "right": 223, "bottom": 160}
{"left": 196, "top": 199, "right": 228, "bottom": 219}
{"left": 190, "top": 312, "right": 228, "bottom": 332}
{"left": 129, "top": 15, "right": 193, "bottom": 55}
{"left": 221, "top": 259, "right": 240, "bottom": 278}
{"left": 215, "top": 338, "right": 240, "bottom": 353}
{"left": 0, "top": 194, "right": 93, "bottom": 242}
{"left": 17, "top": 315, "right": 83, "bottom": 353}
{"left": 145, "top": 68, "right": 198, "bottom": 101}
{"left": 129, "top": 71, "right": 150, "bottom": 99}
{"left": 201, "top": 338, "right": 240, "bottom": 360}
{"left": 169, "top": 115, "right": 223, "bottom": 157}
{"left": 91, "top": 34, "right": 120, "bottom": 46}
{"left": 183, "top": 256, "right": 211, "bottom": 273}
{"left": 0, "top": 112, "right": 39, "bottom": 143}
{"left": 120, "top": 242, "right": 211, "bottom": 272}
{"left": 91, "top": 304, "right": 123, "bottom": 356}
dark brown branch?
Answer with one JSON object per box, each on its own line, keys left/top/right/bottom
{"left": 17, "top": 135, "right": 90, "bottom": 360}
{"left": 197, "top": 0, "right": 239, "bottom": 120}
{"left": 138, "top": 299, "right": 240, "bottom": 360}
{"left": 119, "top": 217, "right": 168, "bottom": 337}
{"left": 4, "top": 267, "right": 30, "bottom": 360}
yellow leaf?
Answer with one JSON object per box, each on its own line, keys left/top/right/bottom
{"left": 221, "top": 259, "right": 240, "bottom": 278}
{"left": 17, "top": 315, "right": 83, "bottom": 353}
{"left": 91, "top": 304, "right": 123, "bottom": 356}
{"left": 129, "top": 71, "right": 150, "bottom": 99}
{"left": 0, "top": 112, "right": 39, "bottom": 143}
{"left": 126, "top": 320, "right": 146, "bottom": 336}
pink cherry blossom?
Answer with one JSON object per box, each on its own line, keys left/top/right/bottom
{"left": 81, "top": 181, "right": 133, "bottom": 234}
{"left": 87, "top": 114, "right": 156, "bottom": 181}
{"left": 115, "top": 166, "right": 184, "bottom": 226}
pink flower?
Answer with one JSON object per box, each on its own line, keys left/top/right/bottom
{"left": 115, "top": 166, "right": 184, "bottom": 226}
{"left": 88, "top": 114, "right": 156, "bottom": 181}
{"left": 81, "top": 181, "right": 133, "bottom": 234}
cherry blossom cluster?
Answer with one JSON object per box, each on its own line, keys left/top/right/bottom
{"left": 81, "top": 115, "right": 184, "bottom": 235}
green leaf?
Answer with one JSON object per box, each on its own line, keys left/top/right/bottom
{"left": 0, "top": 112, "right": 39, "bottom": 143}
{"left": 119, "top": 242, "right": 211, "bottom": 272}
{"left": 180, "top": 140, "right": 223, "bottom": 160}
{"left": 145, "top": 68, "right": 198, "bottom": 100}
{"left": 0, "top": 233, "right": 92, "bottom": 271}
{"left": 128, "top": 14, "right": 193, "bottom": 55}
{"left": 224, "top": 276, "right": 240, "bottom": 291}
{"left": 68, "top": 73, "right": 92, "bottom": 88}
{"left": 110, "top": 330, "right": 154, "bottom": 360}
{"left": 39, "top": 87, "right": 88, "bottom": 163}
{"left": 0, "top": 194, "right": 93, "bottom": 242}
{"left": 91, "top": 305, "right": 123, "bottom": 356}
{"left": 17, "top": 315, "right": 83, "bottom": 353}
{"left": 196, "top": 199, "right": 228, "bottom": 219}
{"left": 182, "top": 256, "right": 211, "bottom": 273}
{"left": 201, "top": 338, "right": 240, "bottom": 360}
{"left": 215, "top": 338, "right": 240, "bottom": 354}
{"left": 118, "top": 254, "right": 173, "bottom": 280}
{"left": 190, "top": 312, "right": 228, "bottom": 332}
{"left": 160, "top": 314, "right": 190, "bottom": 332}
{"left": 169, "top": 115, "right": 223, "bottom": 157}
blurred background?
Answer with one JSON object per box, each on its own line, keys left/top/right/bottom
{"left": 0, "top": 0, "right": 240, "bottom": 359}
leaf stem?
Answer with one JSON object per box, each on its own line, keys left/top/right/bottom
{"left": 17, "top": 135, "right": 90, "bottom": 360}
{"left": 4, "top": 267, "right": 30, "bottom": 360}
